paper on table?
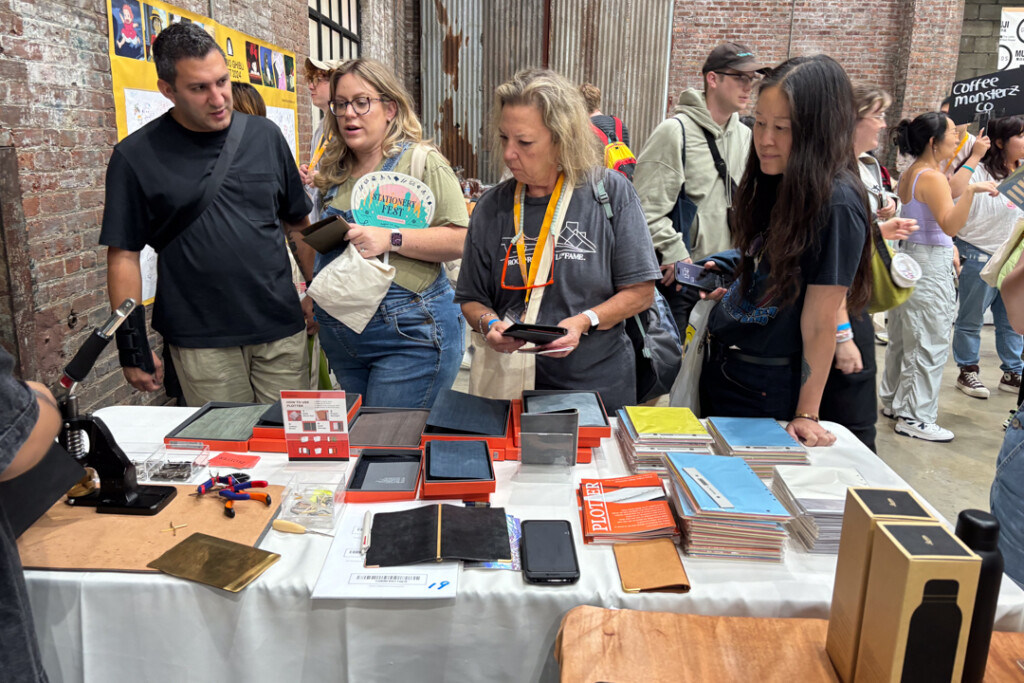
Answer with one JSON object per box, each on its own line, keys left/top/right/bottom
{"left": 208, "top": 452, "right": 261, "bottom": 469}
{"left": 312, "top": 502, "right": 459, "bottom": 600}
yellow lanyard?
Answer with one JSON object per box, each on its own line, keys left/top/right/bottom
{"left": 309, "top": 130, "right": 332, "bottom": 172}
{"left": 943, "top": 132, "right": 968, "bottom": 173}
{"left": 512, "top": 174, "right": 566, "bottom": 303}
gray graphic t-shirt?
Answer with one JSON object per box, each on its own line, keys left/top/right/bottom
{"left": 455, "top": 170, "right": 660, "bottom": 411}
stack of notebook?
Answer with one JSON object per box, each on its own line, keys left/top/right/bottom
{"left": 705, "top": 416, "right": 809, "bottom": 478}
{"left": 615, "top": 406, "right": 714, "bottom": 474}
{"left": 771, "top": 465, "right": 867, "bottom": 554}
{"left": 664, "top": 452, "right": 791, "bottom": 562}
{"left": 576, "top": 473, "right": 679, "bottom": 544}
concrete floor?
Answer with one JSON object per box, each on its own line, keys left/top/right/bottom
{"left": 873, "top": 325, "right": 1016, "bottom": 522}
{"left": 455, "top": 325, "right": 1016, "bottom": 522}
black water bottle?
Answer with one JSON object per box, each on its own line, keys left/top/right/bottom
{"left": 955, "top": 509, "right": 1003, "bottom": 683}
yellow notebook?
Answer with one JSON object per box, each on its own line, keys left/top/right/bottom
{"left": 623, "top": 406, "right": 707, "bottom": 437}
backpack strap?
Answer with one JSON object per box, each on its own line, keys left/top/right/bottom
{"left": 700, "top": 127, "right": 735, "bottom": 207}
{"left": 595, "top": 176, "right": 614, "bottom": 221}
{"left": 410, "top": 142, "right": 430, "bottom": 181}
{"left": 149, "top": 113, "right": 248, "bottom": 252}
{"left": 590, "top": 122, "right": 611, "bottom": 144}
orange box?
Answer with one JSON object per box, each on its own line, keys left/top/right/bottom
{"left": 165, "top": 401, "right": 261, "bottom": 452}
{"left": 420, "top": 441, "right": 497, "bottom": 498}
{"left": 420, "top": 491, "right": 492, "bottom": 503}
{"left": 247, "top": 437, "right": 287, "bottom": 453}
{"left": 421, "top": 411, "right": 512, "bottom": 462}
{"left": 516, "top": 390, "right": 611, "bottom": 448}
{"left": 344, "top": 449, "right": 422, "bottom": 503}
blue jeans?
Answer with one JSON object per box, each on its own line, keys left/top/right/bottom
{"left": 991, "top": 406, "right": 1024, "bottom": 588}
{"left": 313, "top": 272, "right": 464, "bottom": 409}
{"left": 953, "top": 238, "right": 1023, "bottom": 373}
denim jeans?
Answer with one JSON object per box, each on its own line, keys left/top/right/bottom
{"left": 699, "top": 343, "right": 800, "bottom": 420}
{"left": 953, "top": 238, "right": 1023, "bottom": 373}
{"left": 313, "top": 272, "right": 464, "bottom": 409}
{"left": 991, "top": 406, "right": 1024, "bottom": 588}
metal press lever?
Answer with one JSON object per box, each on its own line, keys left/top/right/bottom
{"left": 60, "top": 299, "right": 137, "bottom": 391}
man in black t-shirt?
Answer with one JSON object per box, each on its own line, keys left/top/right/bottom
{"left": 0, "top": 346, "right": 62, "bottom": 683}
{"left": 100, "top": 23, "right": 313, "bottom": 406}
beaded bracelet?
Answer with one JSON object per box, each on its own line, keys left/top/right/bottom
{"left": 836, "top": 330, "right": 854, "bottom": 343}
{"left": 477, "top": 312, "right": 497, "bottom": 335}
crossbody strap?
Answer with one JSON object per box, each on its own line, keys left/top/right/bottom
{"left": 149, "top": 114, "right": 249, "bottom": 252}
{"left": 595, "top": 176, "right": 647, "bottom": 350}
{"left": 700, "top": 127, "right": 735, "bottom": 207}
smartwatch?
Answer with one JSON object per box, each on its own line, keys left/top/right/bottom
{"left": 390, "top": 229, "right": 402, "bottom": 252}
{"left": 580, "top": 309, "right": 599, "bottom": 334}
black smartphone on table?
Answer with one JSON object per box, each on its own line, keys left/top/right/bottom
{"left": 520, "top": 519, "right": 580, "bottom": 584}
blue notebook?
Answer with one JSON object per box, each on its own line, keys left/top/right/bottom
{"left": 706, "top": 417, "right": 805, "bottom": 451}
{"left": 665, "top": 452, "right": 789, "bottom": 518}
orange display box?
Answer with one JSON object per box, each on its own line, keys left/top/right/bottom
{"left": 421, "top": 412, "right": 512, "bottom": 462}
{"left": 420, "top": 441, "right": 496, "bottom": 499}
{"left": 348, "top": 407, "right": 430, "bottom": 454}
{"left": 344, "top": 449, "right": 423, "bottom": 503}
{"left": 164, "top": 401, "right": 262, "bottom": 452}
{"left": 250, "top": 394, "right": 361, "bottom": 444}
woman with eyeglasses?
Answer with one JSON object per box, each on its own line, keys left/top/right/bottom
{"left": 304, "top": 58, "right": 469, "bottom": 408}
{"left": 454, "top": 68, "right": 660, "bottom": 412}
{"left": 879, "top": 112, "right": 999, "bottom": 442}
{"left": 699, "top": 55, "right": 872, "bottom": 448}
{"left": 817, "top": 85, "right": 918, "bottom": 452}
{"left": 950, "top": 116, "right": 1024, "bottom": 400}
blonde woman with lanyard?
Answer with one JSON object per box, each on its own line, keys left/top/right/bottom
{"left": 304, "top": 59, "right": 469, "bottom": 408}
{"left": 455, "top": 68, "right": 660, "bottom": 412}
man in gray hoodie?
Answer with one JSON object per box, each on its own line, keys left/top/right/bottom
{"left": 634, "top": 42, "right": 763, "bottom": 333}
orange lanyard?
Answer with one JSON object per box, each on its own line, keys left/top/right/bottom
{"left": 309, "top": 130, "right": 332, "bottom": 172}
{"left": 511, "top": 174, "right": 566, "bottom": 302}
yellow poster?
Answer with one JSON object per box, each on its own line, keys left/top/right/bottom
{"left": 105, "top": 0, "right": 299, "bottom": 158}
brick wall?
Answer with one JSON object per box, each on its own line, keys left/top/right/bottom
{"left": 0, "top": 0, "right": 311, "bottom": 412}
{"left": 666, "top": 0, "right": 965, "bottom": 162}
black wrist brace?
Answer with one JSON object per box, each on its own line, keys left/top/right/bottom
{"left": 114, "top": 306, "right": 156, "bottom": 373}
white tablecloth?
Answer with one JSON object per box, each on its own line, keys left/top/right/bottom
{"left": 26, "top": 407, "right": 1024, "bottom": 683}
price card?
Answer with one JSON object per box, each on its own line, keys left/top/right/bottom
{"left": 209, "top": 452, "right": 261, "bottom": 469}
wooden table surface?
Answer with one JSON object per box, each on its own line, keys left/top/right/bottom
{"left": 556, "top": 605, "right": 1024, "bottom": 682}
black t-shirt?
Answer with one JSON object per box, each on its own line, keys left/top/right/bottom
{"left": 709, "top": 178, "right": 867, "bottom": 357}
{"left": 590, "top": 114, "right": 630, "bottom": 147}
{"left": 100, "top": 111, "right": 311, "bottom": 347}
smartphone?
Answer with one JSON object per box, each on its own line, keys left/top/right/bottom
{"left": 976, "top": 111, "right": 991, "bottom": 134}
{"left": 674, "top": 261, "right": 726, "bottom": 291}
{"left": 502, "top": 323, "right": 568, "bottom": 344}
{"left": 520, "top": 520, "right": 580, "bottom": 584}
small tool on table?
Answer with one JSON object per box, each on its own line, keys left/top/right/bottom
{"left": 219, "top": 481, "right": 271, "bottom": 518}
{"left": 272, "top": 519, "right": 334, "bottom": 538}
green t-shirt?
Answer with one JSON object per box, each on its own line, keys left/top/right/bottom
{"left": 327, "top": 145, "right": 469, "bottom": 292}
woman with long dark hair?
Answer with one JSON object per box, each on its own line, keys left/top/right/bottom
{"left": 951, "top": 116, "right": 1024, "bottom": 399}
{"left": 879, "top": 112, "right": 998, "bottom": 441}
{"left": 699, "top": 55, "right": 871, "bottom": 447}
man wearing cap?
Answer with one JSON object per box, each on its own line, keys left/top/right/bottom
{"left": 299, "top": 56, "right": 344, "bottom": 222}
{"left": 100, "top": 23, "right": 312, "bottom": 406}
{"left": 634, "top": 42, "right": 763, "bottom": 333}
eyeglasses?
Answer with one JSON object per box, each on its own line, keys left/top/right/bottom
{"left": 713, "top": 71, "right": 760, "bottom": 86}
{"left": 307, "top": 74, "right": 330, "bottom": 87}
{"left": 329, "top": 97, "right": 387, "bottom": 116}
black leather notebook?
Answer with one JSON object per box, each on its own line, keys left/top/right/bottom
{"left": 365, "top": 504, "right": 511, "bottom": 567}
{"left": 424, "top": 389, "right": 510, "bottom": 436}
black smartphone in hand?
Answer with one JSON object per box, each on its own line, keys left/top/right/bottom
{"left": 674, "top": 261, "right": 726, "bottom": 291}
{"left": 521, "top": 520, "right": 580, "bottom": 584}
{"left": 502, "top": 323, "right": 568, "bottom": 345}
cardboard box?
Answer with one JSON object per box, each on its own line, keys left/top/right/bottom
{"left": 856, "top": 522, "right": 980, "bottom": 682}
{"left": 344, "top": 449, "right": 422, "bottom": 503}
{"left": 421, "top": 440, "right": 496, "bottom": 498}
{"left": 826, "top": 488, "right": 937, "bottom": 683}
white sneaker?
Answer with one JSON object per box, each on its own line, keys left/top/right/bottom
{"left": 881, "top": 406, "right": 896, "bottom": 419}
{"left": 895, "top": 418, "right": 954, "bottom": 442}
